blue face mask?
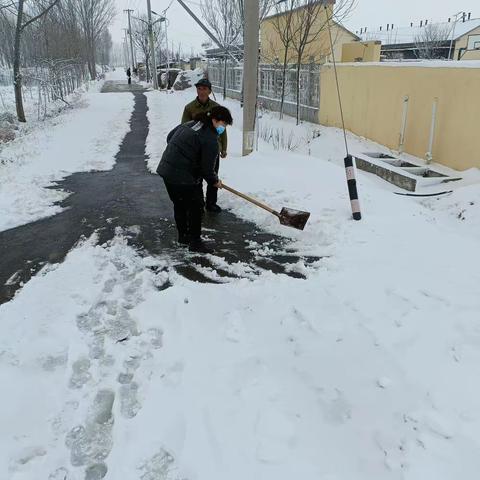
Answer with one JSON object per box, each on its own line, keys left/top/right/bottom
{"left": 216, "top": 125, "right": 226, "bottom": 135}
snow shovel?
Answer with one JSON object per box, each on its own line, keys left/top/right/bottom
{"left": 221, "top": 183, "right": 310, "bottom": 231}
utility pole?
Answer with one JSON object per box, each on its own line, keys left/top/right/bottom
{"left": 124, "top": 9, "right": 135, "bottom": 72}
{"left": 448, "top": 11, "right": 463, "bottom": 60}
{"left": 146, "top": 0, "right": 159, "bottom": 88}
{"left": 123, "top": 28, "right": 129, "bottom": 69}
{"left": 242, "top": 0, "right": 259, "bottom": 156}
{"left": 164, "top": 17, "right": 170, "bottom": 87}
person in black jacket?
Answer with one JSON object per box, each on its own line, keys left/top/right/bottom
{"left": 157, "top": 106, "right": 233, "bottom": 253}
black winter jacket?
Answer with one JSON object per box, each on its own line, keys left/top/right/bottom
{"left": 156, "top": 121, "right": 219, "bottom": 186}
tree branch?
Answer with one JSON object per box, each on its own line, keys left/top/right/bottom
{"left": 21, "top": 0, "right": 61, "bottom": 31}
{"left": 0, "top": 1, "right": 15, "bottom": 11}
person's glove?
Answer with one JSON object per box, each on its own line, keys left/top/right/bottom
{"left": 220, "top": 151, "right": 227, "bottom": 159}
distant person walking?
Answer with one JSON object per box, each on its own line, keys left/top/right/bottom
{"left": 181, "top": 78, "right": 227, "bottom": 213}
{"left": 126, "top": 67, "right": 131, "bottom": 85}
{"left": 157, "top": 106, "right": 233, "bottom": 253}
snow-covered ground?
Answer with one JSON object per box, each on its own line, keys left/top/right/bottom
{"left": 1, "top": 78, "right": 480, "bottom": 480}
{"left": 0, "top": 71, "right": 133, "bottom": 231}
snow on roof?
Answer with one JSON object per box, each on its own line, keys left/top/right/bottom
{"left": 360, "top": 18, "right": 480, "bottom": 45}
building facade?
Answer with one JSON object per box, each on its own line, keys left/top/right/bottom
{"left": 260, "top": 1, "right": 358, "bottom": 65}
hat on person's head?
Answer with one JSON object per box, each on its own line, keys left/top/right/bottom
{"left": 195, "top": 78, "right": 212, "bottom": 89}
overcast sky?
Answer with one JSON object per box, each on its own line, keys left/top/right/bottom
{"left": 111, "top": 0, "right": 479, "bottom": 53}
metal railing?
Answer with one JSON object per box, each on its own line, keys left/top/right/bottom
{"left": 0, "top": 61, "right": 89, "bottom": 118}
{"left": 207, "top": 61, "right": 321, "bottom": 123}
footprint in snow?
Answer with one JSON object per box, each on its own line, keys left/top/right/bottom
{"left": 224, "top": 311, "right": 245, "bottom": 343}
{"left": 255, "top": 409, "right": 295, "bottom": 464}
{"left": 69, "top": 358, "right": 92, "bottom": 389}
{"left": 119, "top": 381, "right": 142, "bottom": 419}
{"left": 139, "top": 448, "right": 182, "bottom": 480}
{"left": 66, "top": 390, "right": 115, "bottom": 469}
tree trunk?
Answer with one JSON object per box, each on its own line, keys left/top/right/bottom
{"left": 295, "top": 60, "right": 301, "bottom": 125}
{"left": 223, "top": 55, "right": 227, "bottom": 100}
{"left": 14, "top": 0, "right": 26, "bottom": 122}
{"left": 279, "top": 47, "right": 289, "bottom": 120}
{"left": 145, "top": 53, "right": 150, "bottom": 82}
{"left": 88, "top": 37, "right": 96, "bottom": 80}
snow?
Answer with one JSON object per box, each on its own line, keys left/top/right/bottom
{"left": 0, "top": 74, "right": 133, "bottom": 231}
{"left": 1, "top": 81, "right": 480, "bottom": 480}
{"left": 172, "top": 68, "right": 205, "bottom": 90}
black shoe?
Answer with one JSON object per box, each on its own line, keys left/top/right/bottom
{"left": 206, "top": 204, "right": 222, "bottom": 213}
{"left": 178, "top": 233, "right": 191, "bottom": 245}
{"left": 189, "top": 239, "right": 214, "bottom": 254}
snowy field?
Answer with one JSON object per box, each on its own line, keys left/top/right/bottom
{"left": 1, "top": 74, "right": 480, "bottom": 480}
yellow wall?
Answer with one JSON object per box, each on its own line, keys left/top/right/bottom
{"left": 341, "top": 41, "right": 382, "bottom": 62}
{"left": 260, "top": 5, "right": 356, "bottom": 64}
{"left": 460, "top": 49, "right": 480, "bottom": 60}
{"left": 319, "top": 64, "right": 480, "bottom": 171}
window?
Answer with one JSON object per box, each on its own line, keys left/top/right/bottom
{"left": 467, "top": 34, "right": 480, "bottom": 50}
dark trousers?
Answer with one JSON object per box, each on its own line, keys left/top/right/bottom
{"left": 127, "top": 77, "right": 131, "bottom": 85}
{"left": 205, "top": 155, "right": 220, "bottom": 206}
{"left": 164, "top": 181, "right": 204, "bottom": 240}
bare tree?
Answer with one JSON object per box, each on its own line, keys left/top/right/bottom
{"left": 200, "top": 0, "right": 243, "bottom": 51}
{"left": 131, "top": 14, "right": 163, "bottom": 82}
{"left": 69, "top": 0, "right": 115, "bottom": 80}
{"left": 97, "top": 28, "right": 112, "bottom": 71}
{"left": 414, "top": 23, "right": 451, "bottom": 59}
{"left": 12, "top": 0, "right": 61, "bottom": 122}
{"left": 266, "top": 0, "right": 300, "bottom": 119}
{"left": 24, "top": 3, "right": 85, "bottom": 65}
{"left": 288, "top": 0, "right": 356, "bottom": 124}
{"left": 1, "top": 0, "right": 115, "bottom": 121}
{"left": 233, "top": 0, "right": 274, "bottom": 38}
{"left": 289, "top": 0, "right": 327, "bottom": 124}
{"left": 200, "top": 0, "right": 243, "bottom": 98}
{"left": 0, "top": 9, "right": 15, "bottom": 67}
{"left": 200, "top": 0, "right": 273, "bottom": 99}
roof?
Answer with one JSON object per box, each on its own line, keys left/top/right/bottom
{"left": 205, "top": 45, "right": 243, "bottom": 59}
{"left": 360, "top": 18, "right": 480, "bottom": 46}
{"left": 264, "top": 0, "right": 334, "bottom": 22}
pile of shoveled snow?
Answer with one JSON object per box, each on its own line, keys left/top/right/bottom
{"left": 172, "top": 68, "right": 205, "bottom": 91}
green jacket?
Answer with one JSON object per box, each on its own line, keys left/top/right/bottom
{"left": 181, "top": 97, "right": 227, "bottom": 154}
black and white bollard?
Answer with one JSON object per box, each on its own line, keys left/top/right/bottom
{"left": 345, "top": 154, "right": 362, "bottom": 221}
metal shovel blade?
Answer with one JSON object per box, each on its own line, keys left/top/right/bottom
{"left": 278, "top": 207, "right": 311, "bottom": 231}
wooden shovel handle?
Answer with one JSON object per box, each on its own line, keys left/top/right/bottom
{"left": 221, "top": 183, "right": 279, "bottom": 216}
